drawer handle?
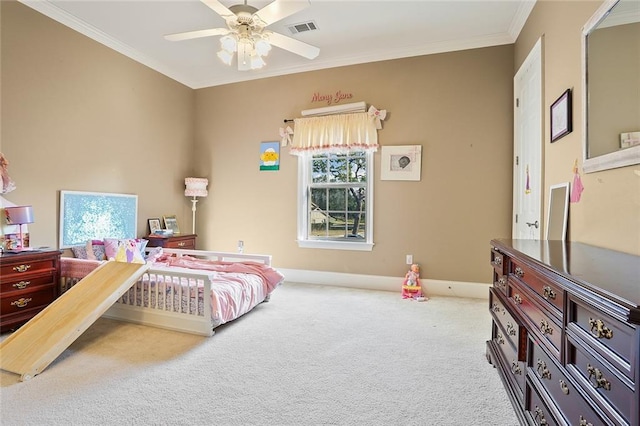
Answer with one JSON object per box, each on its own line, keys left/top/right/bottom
{"left": 579, "top": 415, "right": 593, "bottom": 426}
{"left": 13, "top": 280, "right": 31, "bottom": 289}
{"left": 533, "top": 406, "right": 548, "bottom": 425}
{"left": 13, "top": 264, "right": 32, "bottom": 273}
{"left": 11, "top": 297, "right": 33, "bottom": 308}
{"left": 492, "top": 303, "right": 501, "bottom": 314}
{"left": 510, "top": 360, "right": 521, "bottom": 375}
{"left": 493, "top": 257, "right": 502, "bottom": 266}
{"left": 588, "top": 318, "right": 613, "bottom": 339}
{"left": 540, "top": 319, "right": 553, "bottom": 336}
{"left": 514, "top": 267, "right": 524, "bottom": 278}
{"left": 498, "top": 276, "right": 507, "bottom": 286}
{"left": 513, "top": 294, "right": 522, "bottom": 305}
{"left": 587, "top": 364, "right": 611, "bottom": 391}
{"left": 177, "top": 242, "right": 186, "bottom": 247}
{"left": 506, "top": 322, "right": 516, "bottom": 336}
{"left": 559, "top": 380, "right": 569, "bottom": 395}
{"left": 542, "top": 285, "right": 556, "bottom": 300}
{"left": 536, "top": 359, "right": 551, "bottom": 380}
{"left": 496, "top": 333, "right": 505, "bottom": 345}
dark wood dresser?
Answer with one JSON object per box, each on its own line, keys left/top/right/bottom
{"left": 146, "top": 234, "right": 196, "bottom": 250}
{"left": 0, "top": 250, "right": 61, "bottom": 332}
{"left": 487, "top": 239, "right": 639, "bottom": 426}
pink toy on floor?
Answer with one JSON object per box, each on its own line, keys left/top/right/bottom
{"left": 402, "top": 263, "right": 425, "bottom": 300}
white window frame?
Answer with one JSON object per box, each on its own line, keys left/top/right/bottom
{"left": 297, "top": 151, "right": 374, "bottom": 251}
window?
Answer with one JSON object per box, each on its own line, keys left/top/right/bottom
{"left": 297, "top": 150, "right": 374, "bottom": 251}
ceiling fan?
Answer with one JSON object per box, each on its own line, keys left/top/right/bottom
{"left": 165, "top": 0, "right": 320, "bottom": 71}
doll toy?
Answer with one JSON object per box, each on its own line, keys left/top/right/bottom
{"left": 402, "top": 263, "right": 426, "bottom": 300}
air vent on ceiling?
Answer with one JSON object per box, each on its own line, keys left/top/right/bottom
{"left": 287, "top": 21, "right": 318, "bottom": 35}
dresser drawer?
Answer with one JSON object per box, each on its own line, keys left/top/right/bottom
{"left": 567, "top": 295, "right": 636, "bottom": 383}
{"left": 492, "top": 320, "right": 526, "bottom": 399}
{"left": 1, "top": 272, "right": 56, "bottom": 294}
{"left": 525, "top": 377, "right": 561, "bottom": 426}
{"left": 508, "top": 280, "right": 562, "bottom": 359}
{"left": 529, "top": 338, "right": 611, "bottom": 426}
{"left": 147, "top": 234, "right": 196, "bottom": 250}
{"left": 0, "top": 258, "right": 57, "bottom": 282}
{"left": 490, "top": 288, "right": 526, "bottom": 360}
{"left": 491, "top": 248, "right": 507, "bottom": 276}
{"left": 1, "top": 286, "right": 56, "bottom": 316}
{"left": 566, "top": 336, "right": 633, "bottom": 425}
{"left": 509, "top": 258, "right": 564, "bottom": 317}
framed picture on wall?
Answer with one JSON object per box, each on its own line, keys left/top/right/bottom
{"left": 163, "top": 215, "right": 180, "bottom": 235}
{"left": 550, "top": 89, "right": 572, "bottom": 142}
{"left": 380, "top": 145, "right": 422, "bottom": 181}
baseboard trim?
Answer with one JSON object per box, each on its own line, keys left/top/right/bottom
{"left": 278, "top": 268, "right": 490, "bottom": 299}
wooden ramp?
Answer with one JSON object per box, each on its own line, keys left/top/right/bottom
{"left": 0, "top": 261, "right": 149, "bottom": 381}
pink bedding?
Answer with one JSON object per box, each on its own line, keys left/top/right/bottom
{"left": 147, "top": 255, "right": 284, "bottom": 325}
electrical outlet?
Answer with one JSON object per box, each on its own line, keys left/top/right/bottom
{"left": 237, "top": 240, "right": 244, "bottom": 253}
{"left": 406, "top": 254, "right": 413, "bottom": 265}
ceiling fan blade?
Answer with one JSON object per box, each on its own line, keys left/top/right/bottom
{"left": 165, "top": 28, "right": 229, "bottom": 42}
{"left": 200, "top": 0, "right": 236, "bottom": 22}
{"left": 254, "top": 0, "right": 310, "bottom": 27}
{"left": 267, "top": 31, "right": 320, "bottom": 60}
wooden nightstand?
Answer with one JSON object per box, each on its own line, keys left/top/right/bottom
{"left": 0, "top": 249, "right": 61, "bottom": 332}
{"left": 146, "top": 234, "right": 196, "bottom": 250}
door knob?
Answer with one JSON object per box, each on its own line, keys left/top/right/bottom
{"left": 526, "top": 220, "right": 539, "bottom": 229}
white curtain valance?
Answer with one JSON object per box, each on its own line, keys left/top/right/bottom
{"left": 290, "top": 112, "right": 379, "bottom": 156}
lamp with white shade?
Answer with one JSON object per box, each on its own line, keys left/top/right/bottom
{"left": 4, "top": 205, "right": 35, "bottom": 250}
{"left": 185, "top": 178, "right": 208, "bottom": 234}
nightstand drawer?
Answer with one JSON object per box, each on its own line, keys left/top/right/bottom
{"left": 1, "top": 286, "right": 56, "bottom": 316}
{"left": 1, "top": 273, "right": 56, "bottom": 294}
{"left": 0, "top": 258, "right": 57, "bottom": 281}
{"left": 147, "top": 234, "right": 196, "bottom": 250}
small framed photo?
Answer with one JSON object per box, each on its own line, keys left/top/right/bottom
{"left": 163, "top": 215, "right": 180, "bottom": 235}
{"left": 550, "top": 89, "right": 572, "bottom": 142}
{"left": 380, "top": 145, "right": 422, "bottom": 181}
{"left": 148, "top": 218, "right": 162, "bottom": 234}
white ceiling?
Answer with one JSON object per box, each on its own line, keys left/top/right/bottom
{"left": 20, "top": 0, "right": 536, "bottom": 89}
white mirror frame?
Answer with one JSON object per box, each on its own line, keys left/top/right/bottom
{"left": 582, "top": 0, "right": 640, "bottom": 173}
{"left": 546, "top": 183, "right": 570, "bottom": 241}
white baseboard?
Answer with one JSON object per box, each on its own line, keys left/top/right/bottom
{"left": 277, "top": 268, "right": 491, "bottom": 300}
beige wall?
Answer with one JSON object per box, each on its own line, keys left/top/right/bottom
{"left": 1, "top": 1, "right": 195, "bottom": 251}
{"left": 194, "top": 47, "right": 515, "bottom": 282}
{"left": 516, "top": 0, "right": 640, "bottom": 255}
{"left": 3, "top": 0, "right": 635, "bottom": 287}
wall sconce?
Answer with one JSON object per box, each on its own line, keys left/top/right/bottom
{"left": 184, "top": 178, "right": 208, "bottom": 234}
{"left": 4, "top": 205, "right": 35, "bottom": 250}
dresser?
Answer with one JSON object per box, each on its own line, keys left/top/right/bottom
{"left": 0, "top": 250, "right": 61, "bottom": 332}
{"left": 146, "top": 234, "right": 196, "bottom": 250}
{"left": 487, "top": 239, "right": 639, "bottom": 426}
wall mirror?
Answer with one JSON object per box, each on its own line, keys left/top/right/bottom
{"left": 582, "top": 0, "right": 640, "bottom": 173}
{"left": 546, "top": 183, "right": 569, "bottom": 241}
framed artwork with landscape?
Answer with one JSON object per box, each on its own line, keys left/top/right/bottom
{"left": 148, "top": 218, "right": 161, "bottom": 234}
{"left": 163, "top": 215, "right": 180, "bottom": 235}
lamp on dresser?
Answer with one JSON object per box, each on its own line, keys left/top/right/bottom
{"left": 184, "top": 177, "right": 208, "bottom": 234}
{"left": 4, "top": 205, "right": 34, "bottom": 250}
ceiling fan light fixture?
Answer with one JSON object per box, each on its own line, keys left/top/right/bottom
{"left": 217, "top": 49, "right": 234, "bottom": 66}
{"left": 250, "top": 53, "right": 266, "bottom": 69}
{"left": 220, "top": 34, "right": 237, "bottom": 52}
{"left": 255, "top": 38, "right": 271, "bottom": 57}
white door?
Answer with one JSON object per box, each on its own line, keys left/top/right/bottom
{"left": 513, "top": 38, "right": 543, "bottom": 240}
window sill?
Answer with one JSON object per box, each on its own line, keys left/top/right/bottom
{"left": 297, "top": 240, "right": 374, "bottom": 251}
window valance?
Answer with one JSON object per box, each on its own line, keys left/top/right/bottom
{"left": 289, "top": 112, "right": 379, "bottom": 156}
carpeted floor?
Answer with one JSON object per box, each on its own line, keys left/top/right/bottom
{"left": 0, "top": 282, "right": 518, "bottom": 425}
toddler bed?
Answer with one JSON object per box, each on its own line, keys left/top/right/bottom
{"left": 60, "top": 248, "right": 284, "bottom": 336}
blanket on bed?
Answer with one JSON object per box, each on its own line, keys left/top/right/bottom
{"left": 154, "top": 255, "right": 284, "bottom": 292}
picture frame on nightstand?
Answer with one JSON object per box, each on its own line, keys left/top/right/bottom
{"left": 148, "top": 218, "right": 162, "bottom": 234}
{"left": 163, "top": 215, "right": 180, "bottom": 235}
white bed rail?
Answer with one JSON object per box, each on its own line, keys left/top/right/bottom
{"left": 59, "top": 249, "right": 275, "bottom": 336}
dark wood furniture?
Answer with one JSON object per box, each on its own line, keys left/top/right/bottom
{"left": 487, "top": 239, "right": 639, "bottom": 426}
{"left": 0, "top": 250, "right": 61, "bottom": 332}
{"left": 146, "top": 234, "right": 196, "bottom": 250}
